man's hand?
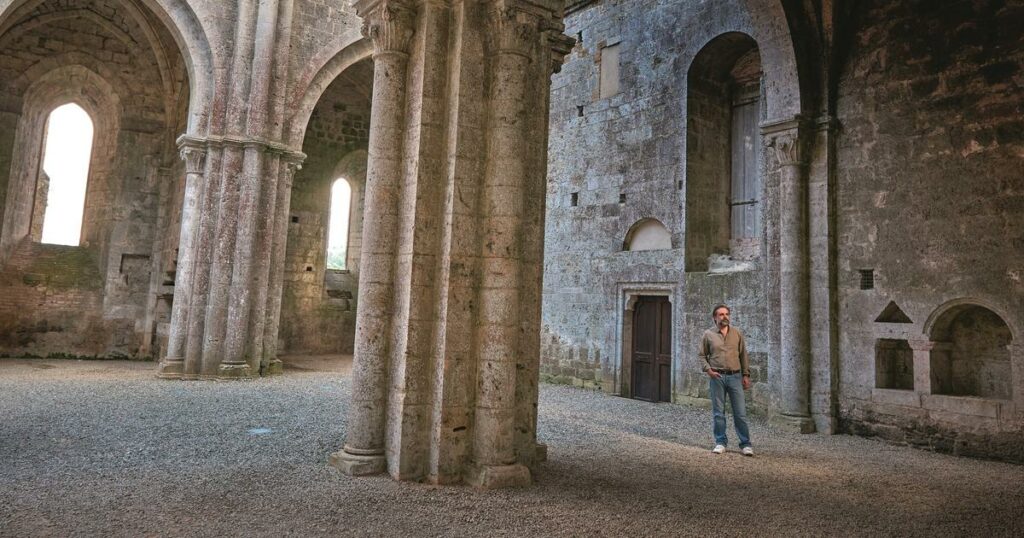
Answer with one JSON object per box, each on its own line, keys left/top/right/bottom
{"left": 706, "top": 369, "right": 721, "bottom": 379}
{"left": 742, "top": 376, "right": 751, "bottom": 390}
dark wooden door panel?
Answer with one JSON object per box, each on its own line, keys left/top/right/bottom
{"left": 632, "top": 296, "right": 672, "bottom": 403}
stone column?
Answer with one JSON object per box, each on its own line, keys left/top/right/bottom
{"left": 183, "top": 143, "right": 223, "bottom": 379}
{"left": 158, "top": 138, "right": 207, "bottom": 378}
{"left": 465, "top": 4, "right": 539, "bottom": 489}
{"left": 764, "top": 119, "right": 815, "bottom": 433}
{"left": 331, "top": 0, "right": 416, "bottom": 476}
{"left": 262, "top": 156, "right": 301, "bottom": 374}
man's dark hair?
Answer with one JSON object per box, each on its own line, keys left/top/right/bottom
{"left": 711, "top": 304, "right": 730, "bottom": 317}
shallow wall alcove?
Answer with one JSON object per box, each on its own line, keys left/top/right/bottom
{"left": 928, "top": 303, "right": 1013, "bottom": 400}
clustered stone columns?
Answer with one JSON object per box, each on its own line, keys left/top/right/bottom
{"left": 158, "top": 0, "right": 304, "bottom": 380}
{"left": 331, "top": 0, "right": 572, "bottom": 487}
{"left": 763, "top": 118, "right": 816, "bottom": 433}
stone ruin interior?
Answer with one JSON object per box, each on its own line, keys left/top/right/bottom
{"left": 0, "top": 0, "right": 1021, "bottom": 491}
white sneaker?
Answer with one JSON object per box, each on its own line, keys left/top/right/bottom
{"left": 742, "top": 446, "right": 754, "bottom": 457}
{"left": 712, "top": 445, "right": 725, "bottom": 454}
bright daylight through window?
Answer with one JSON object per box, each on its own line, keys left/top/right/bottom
{"left": 40, "top": 103, "right": 93, "bottom": 246}
{"left": 326, "top": 177, "right": 351, "bottom": 270}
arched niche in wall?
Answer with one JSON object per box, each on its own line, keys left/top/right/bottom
{"left": 926, "top": 300, "right": 1014, "bottom": 400}
{"left": 0, "top": 65, "right": 122, "bottom": 262}
{"left": 684, "top": 32, "right": 763, "bottom": 272}
{"left": 623, "top": 218, "right": 672, "bottom": 251}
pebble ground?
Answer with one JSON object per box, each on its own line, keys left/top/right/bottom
{"left": 1, "top": 357, "right": 1022, "bottom": 537}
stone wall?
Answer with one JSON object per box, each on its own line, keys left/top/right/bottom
{"left": 542, "top": 0, "right": 781, "bottom": 413}
{"left": 833, "top": 0, "right": 1023, "bottom": 460}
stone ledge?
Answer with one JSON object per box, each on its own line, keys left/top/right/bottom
{"left": 871, "top": 388, "right": 921, "bottom": 407}
{"left": 922, "top": 394, "right": 1006, "bottom": 419}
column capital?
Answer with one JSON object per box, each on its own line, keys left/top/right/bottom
{"left": 487, "top": 3, "right": 543, "bottom": 58}
{"left": 281, "top": 155, "right": 303, "bottom": 186}
{"left": 354, "top": 0, "right": 417, "bottom": 55}
{"left": 177, "top": 135, "right": 208, "bottom": 175}
{"left": 761, "top": 116, "right": 810, "bottom": 167}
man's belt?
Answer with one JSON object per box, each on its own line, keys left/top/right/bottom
{"left": 712, "top": 368, "right": 741, "bottom": 375}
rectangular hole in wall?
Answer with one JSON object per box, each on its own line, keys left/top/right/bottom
{"left": 619, "top": 193, "right": 626, "bottom": 204}
{"left": 875, "top": 338, "right": 913, "bottom": 390}
{"left": 291, "top": 215, "right": 299, "bottom": 223}
{"left": 571, "top": 192, "right": 579, "bottom": 207}
{"left": 859, "top": 269, "right": 875, "bottom": 290}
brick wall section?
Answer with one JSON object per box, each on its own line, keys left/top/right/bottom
{"left": 0, "top": 240, "right": 117, "bottom": 356}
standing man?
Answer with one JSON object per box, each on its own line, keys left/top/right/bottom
{"left": 698, "top": 304, "right": 753, "bottom": 456}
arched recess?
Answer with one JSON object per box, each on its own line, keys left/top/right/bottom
{"left": 0, "top": 0, "right": 214, "bottom": 133}
{"left": 284, "top": 37, "right": 373, "bottom": 149}
{"left": 0, "top": 0, "right": 204, "bottom": 359}
{"left": 0, "top": 64, "right": 122, "bottom": 260}
{"left": 684, "top": 32, "right": 763, "bottom": 271}
{"left": 925, "top": 299, "right": 1017, "bottom": 400}
{"left": 623, "top": 218, "right": 672, "bottom": 251}
{"left": 277, "top": 53, "right": 372, "bottom": 356}
{"left": 678, "top": 0, "right": 804, "bottom": 122}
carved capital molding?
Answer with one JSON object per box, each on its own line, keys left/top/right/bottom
{"left": 761, "top": 116, "right": 810, "bottom": 168}
{"left": 488, "top": 4, "right": 542, "bottom": 58}
{"left": 281, "top": 155, "right": 304, "bottom": 186}
{"left": 355, "top": 0, "right": 417, "bottom": 56}
{"left": 767, "top": 132, "right": 803, "bottom": 167}
{"left": 177, "top": 135, "right": 207, "bottom": 175}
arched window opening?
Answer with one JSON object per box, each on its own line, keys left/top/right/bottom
{"left": 326, "top": 177, "right": 352, "bottom": 270}
{"left": 685, "top": 33, "right": 762, "bottom": 271}
{"left": 39, "top": 103, "right": 94, "bottom": 246}
{"left": 929, "top": 304, "right": 1013, "bottom": 399}
{"left": 624, "top": 218, "right": 672, "bottom": 251}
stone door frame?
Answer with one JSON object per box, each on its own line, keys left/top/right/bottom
{"left": 614, "top": 283, "right": 678, "bottom": 399}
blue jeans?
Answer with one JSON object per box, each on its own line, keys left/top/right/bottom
{"left": 709, "top": 373, "right": 751, "bottom": 448}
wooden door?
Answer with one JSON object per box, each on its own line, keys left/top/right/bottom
{"left": 632, "top": 296, "right": 672, "bottom": 402}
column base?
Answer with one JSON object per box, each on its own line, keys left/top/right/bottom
{"left": 770, "top": 412, "right": 816, "bottom": 434}
{"left": 156, "top": 359, "right": 184, "bottom": 379}
{"left": 466, "top": 463, "right": 531, "bottom": 489}
{"left": 329, "top": 448, "right": 386, "bottom": 476}
{"left": 263, "top": 359, "right": 284, "bottom": 376}
{"left": 218, "top": 362, "right": 255, "bottom": 379}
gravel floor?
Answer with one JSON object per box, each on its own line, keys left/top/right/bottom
{"left": 1, "top": 357, "right": 1022, "bottom": 537}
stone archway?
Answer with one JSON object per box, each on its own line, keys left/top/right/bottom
{"left": 277, "top": 58, "right": 373, "bottom": 359}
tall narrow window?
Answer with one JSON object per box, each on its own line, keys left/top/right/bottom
{"left": 40, "top": 103, "right": 94, "bottom": 246}
{"left": 326, "top": 177, "right": 352, "bottom": 270}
